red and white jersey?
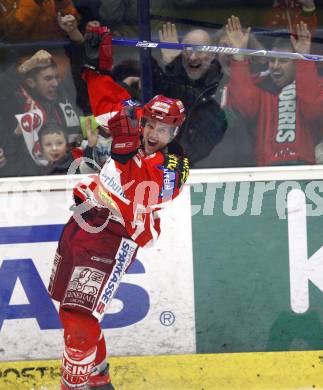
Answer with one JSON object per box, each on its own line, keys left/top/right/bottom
{"left": 74, "top": 147, "right": 187, "bottom": 247}
{"left": 73, "top": 69, "right": 189, "bottom": 247}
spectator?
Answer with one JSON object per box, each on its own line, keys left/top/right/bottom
{"left": 0, "top": 127, "right": 10, "bottom": 177}
{"left": 38, "top": 122, "right": 72, "bottom": 174}
{"left": 195, "top": 26, "right": 263, "bottom": 168}
{"left": 156, "top": 22, "right": 227, "bottom": 167}
{"left": 58, "top": 15, "right": 145, "bottom": 175}
{"left": 78, "top": 115, "right": 112, "bottom": 173}
{"left": 0, "top": 49, "right": 81, "bottom": 176}
{"left": 57, "top": 13, "right": 95, "bottom": 115}
{"left": 72, "top": 0, "right": 101, "bottom": 32}
{"left": 38, "top": 119, "right": 106, "bottom": 175}
{"left": 0, "top": 0, "right": 79, "bottom": 42}
{"left": 99, "top": 0, "right": 137, "bottom": 29}
{"left": 0, "top": 1, "right": 81, "bottom": 97}
{"left": 263, "top": 0, "right": 317, "bottom": 35}
{"left": 226, "top": 16, "right": 323, "bottom": 166}
{"left": 112, "top": 59, "right": 141, "bottom": 102}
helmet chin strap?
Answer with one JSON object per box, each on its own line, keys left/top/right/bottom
{"left": 172, "top": 126, "right": 179, "bottom": 138}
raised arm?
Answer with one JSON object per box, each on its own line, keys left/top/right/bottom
{"left": 293, "top": 22, "right": 323, "bottom": 119}
{"left": 225, "top": 16, "right": 260, "bottom": 118}
{"left": 81, "top": 27, "right": 132, "bottom": 124}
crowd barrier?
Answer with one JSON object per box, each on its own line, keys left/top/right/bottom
{"left": 1, "top": 167, "right": 323, "bottom": 388}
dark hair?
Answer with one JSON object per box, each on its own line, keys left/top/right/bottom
{"left": 112, "top": 59, "right": 140, "bottom": 81}
{"left": 38, "top": 122, "right": 68, "bottom": 143}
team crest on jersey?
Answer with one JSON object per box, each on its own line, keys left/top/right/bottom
{"left": 59, "top": 101, "right": 80, "bottom": 127}
{"left": 63, "top": 267, "right": 106, "bottom": 311}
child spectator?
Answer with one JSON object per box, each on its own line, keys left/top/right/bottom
{"left": 38, "top": 122, "right": 71, "bottom": 174}
{"left": 37, "top": 118, "right": 112, "bottom": 175}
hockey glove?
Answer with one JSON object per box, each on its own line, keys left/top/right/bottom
{"left": 84, "top": 26, "right": 113, "bottom": 72}
{"left": 109, "top": 107, "right": 140, "bottom": 160}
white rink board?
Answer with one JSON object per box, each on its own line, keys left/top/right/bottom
{"left": 0, "top": 183, "right": 196, "bottom": 361}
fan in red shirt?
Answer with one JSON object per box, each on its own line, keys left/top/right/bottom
{"left": 48, "top": 27, "right": 189, "bottom": 390}
{"left": 225, "top": 16, "right": 323, "bottom": 166}
{"left": 264, "top": 0, "right": 317, "bottom": 36}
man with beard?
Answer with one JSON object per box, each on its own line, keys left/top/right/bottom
{"left": 225, "top": 16, "right": 322, "bottom": 166}
{"left": 0, "top": 49, "right": 81, "bottom": 176}
{"left": 194, "top": 25, "right": 265, "bottom": 168}
{"left": 156, "top": 23, "right": 227, "bottom": 167}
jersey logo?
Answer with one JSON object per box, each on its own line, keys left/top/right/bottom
{"left": 158, "top": 167, "right": 176, "bottom": 200}
{"left": 164, "top": 154, "right": 180, "bottom": 170}
{"left": 63, "top": 267, "right": 106, "bottom": 312}
{"left": 161, "top": 155, "right": 189, "bottom": 189}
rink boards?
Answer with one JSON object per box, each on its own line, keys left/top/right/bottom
{"left": 0, "top": 179, "right": 195, "bottom": 361}
{"left": 1, "top": 168, "right": 323, "bottom": 389}
{"left": 1, "top": 351, "right": 323, "bottom": 389}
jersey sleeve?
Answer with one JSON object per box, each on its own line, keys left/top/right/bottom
{"left": 227, "top": 59, "right": 260, "bottom": 119}
{"left": 83, "top": 69, "right": 131, "bottom": 128}
{"left": 296, "top": 60, "right": 323, "bottom": 121}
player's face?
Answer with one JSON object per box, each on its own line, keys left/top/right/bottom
{"left": 41, "top": 132, "right": 67, "bottom": 164}
{"left": 34, "top": 66, "right": 60, "bottom": 101}
{"left": 269, "top": 49, "right": 295, "bottom": 88}
{"left": 142, "top": 118, "right": 174, "bottom": 155}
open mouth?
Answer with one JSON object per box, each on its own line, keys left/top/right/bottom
{"left": 188, "top": 63, "right": 201, "bottom": 70}
{"left": 272, "top": 71, "right": 283, "bottom": 78}
{"left": 147, "top": 139, "right": 158, "bottom": 147}
{"left": 50, "top": 153, "right": 62, "bottom": 161}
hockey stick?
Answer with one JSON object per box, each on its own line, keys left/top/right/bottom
{"left": 111, "top": 38, "right": 323, "bottom": 62}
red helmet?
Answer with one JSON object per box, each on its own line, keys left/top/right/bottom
{"left": 142, "top": 95, "right": 186, "bottom": 136}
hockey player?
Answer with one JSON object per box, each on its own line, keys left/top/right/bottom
{"left": 47, "top": 26, "right": 189, "bottom": 390}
